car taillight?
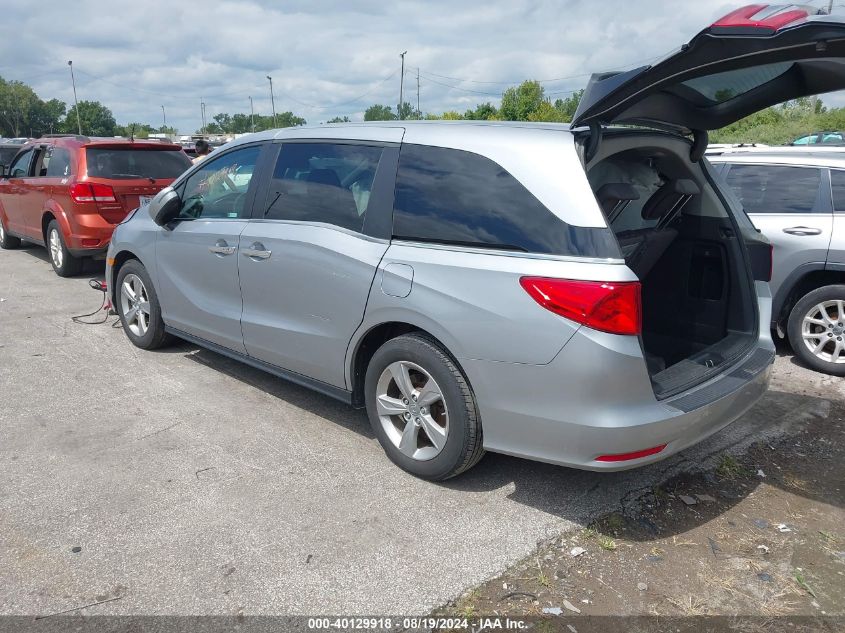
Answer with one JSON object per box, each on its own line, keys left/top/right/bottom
{"left": 70, "top": 183, "right": 117, "bottom": 203}
{"left": 711, "top": 4, "right": 810, "bottom": 33}
{"left": 519, "top": 277, "right": 642, "bottom": 336}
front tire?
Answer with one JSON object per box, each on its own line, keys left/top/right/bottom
{"left": 787, "top": 284, "right": 845, "bottom": 376}
{"left": 364, "top": 333, "right": 484, "bottom": 480}
{"left": 115, "top": 259, "right": 173, "bottom": 350}
{"left": 46, "top": 220, "right": 82, "bottom": 277}
{"left": 0, "top": 217, "right": 21, "bottom": 249}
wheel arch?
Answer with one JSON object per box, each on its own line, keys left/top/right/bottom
{"left": 41, "top": 200, "right": 72, "bottom": 245}
{"left": 347, "top": 320, "right": 472, "bottom": 409}
{"left": 109, "top": 249, "right": 148, "bottom": 308}
{"left": 775, "top": 263, "right": 845, "bottom": 333}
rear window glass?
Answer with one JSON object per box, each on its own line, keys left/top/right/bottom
{"left": 724, "top": 164, "right": 822, "bottom": 214}
{"left": 86, "top": 147, "right": 191, "bottom": 179}
{"left": 679, "top": 61, "right": 791, "bottom": 104}
{"left": 0, "top": 147, "right": 18, "bottom": 167}
{"left": 393, "top": 144, "right": 618, "bottom": 257}
{"left": 831, "top": 170, "right": 845, "bottom": 211}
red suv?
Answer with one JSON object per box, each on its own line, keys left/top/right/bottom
{"left": 0, "top": 135, "right": 191, "bottom": 276}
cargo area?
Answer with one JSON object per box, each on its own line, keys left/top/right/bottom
{"left": 587, "top": 135, "right": 758, "bottom": 398}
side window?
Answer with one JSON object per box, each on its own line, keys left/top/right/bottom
{"left": 178, "top": 145, "right": 261, "bottom": 219}
{"left": 263, "top": 143, "right": 384, "bottom": 233}
{"left": 393, "top": 144, "right": 583, "bottom": 254}
{"left": 822, "top": 133, "right": 844, "bottom": 145}
{"left": 44, "top": 148, "right": 73, "bottom": 178}
{"left": 724, "top": 164, "right": 822, "bottom": 214}
{"left": 792, "top": 135, "right": 817, "bottom": 146}
{"left": 831, "top": 170, "right": 845, "bottom": 212}
{"left": 8, "top": 149, "right": 33, "bottom": 178}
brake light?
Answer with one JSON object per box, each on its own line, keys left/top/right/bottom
{"left": 519, "top": 277, "right": 642, "bottom": 336}
{"left": 596, "top": 444, "right": 667, "bottom": 463}
{"left": 70, "top": 183, "right": 117, "bottom": 203}
{"left": 711, "top": 4, "right": 810, "bottom": 33}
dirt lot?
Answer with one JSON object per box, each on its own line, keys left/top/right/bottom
{"left": 437, "top": 343, "right": 845, "bottom": 631}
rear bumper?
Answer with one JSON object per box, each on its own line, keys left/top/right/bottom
{"left": 64, "top": 210, "right": 117, "bottom": 252}
{"left": 463, "top": 329, "right": 774, "bottom": 472}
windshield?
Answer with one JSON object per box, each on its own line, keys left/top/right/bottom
{"left": 86, "top": 147, "right": 191, "bottom": 180}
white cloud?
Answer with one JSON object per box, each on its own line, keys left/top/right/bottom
{"left": 2, "top": 0, "right": 843, "bottom": 132}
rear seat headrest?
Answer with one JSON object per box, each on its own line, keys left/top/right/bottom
{"left": 595, "top": 182, "right": 639, "bottom": 214}
{"left": 641, "top": 178, "right": 700, "bottom": 220}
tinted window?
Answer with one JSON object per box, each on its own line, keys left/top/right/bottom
{"left": 831, "top": 170, "right": 845, "bottom": 212}
{"left": 40, "top": 147, "right": 73, "bottom": 177}
{"left": 724, "top": 164, "right": 822, "bottom": 214}
{"left": 263, "top": 143, "right": 383, "bottom": 233}
{"left": 179, "top": 145, "right": 261, "bottom": 219}
{"left": 822, "top": 133, "right": 844, "bottom": 144}
{"left": 792, "top": 135, "right": 817, "bottom": 145}
{"left": 393, "top": 144, "right": 618, "bottom": 256}
{"left": 0, "top": 146, "right": 18, "bottom": 168}
{"left": 8, "top": 149, "right": 33, "bottom": 178}
{"left": 679, "top": 61, "right": 791, "bottom": 104}
{"left": 86, "top": 147, "right": 191, "bottom": 179}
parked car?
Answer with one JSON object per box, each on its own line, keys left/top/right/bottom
{"left": 0, "top": 142, "right": 20, "bottom": 173}
{"left": 107, "top": 4, "right": 845, "bottom": 479}
{"left": 709, "top": 151, "right": 845, "bottom": 375}
{"left": 791, "top": 131, "right": 845, "bottom": 146}
{"left": 0, "top": 134, "right": 192, "bottom": 276}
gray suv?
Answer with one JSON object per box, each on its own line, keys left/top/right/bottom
{"left": 107, "top": 7, "right": 845, "bottom": 478}
{"left": 708, "top": 150, "right": 845, "bottom": 375}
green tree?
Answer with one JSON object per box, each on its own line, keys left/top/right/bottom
{"left": 396, "top": 101, "right": 420, "bottom": 120}
{"left": 364, "top": 104, "right": 396, "bottom": 121}
{"left": 553, "top": 89, "right": 584, "bottom": 121}
{"left": 500, "top": 80, "right": 545, "bottom": 121}
{"left": 464, "top": 102, "right": 498, "bottom": 120}
{"left": 327, "top": 115, "right": 351, "bottom": 123}
{"left": 62, "top": 101, "right": 117, "bottom": 136}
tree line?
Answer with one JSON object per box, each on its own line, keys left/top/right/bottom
{"left": 2, "top": 73, "right": 845, "bottom": 145}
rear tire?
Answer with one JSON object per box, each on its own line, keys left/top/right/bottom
{"left": 115, "top": 259, "right": 173, "bottom": 350}
{"left": 364, "top": 333, "right": 485, "bottom": 480}
{"left": 787, "top": 284, "right": 845, "bottom": 376}
{"left": 0, "top": 217, "right": 20, "bottom": 249}
{"left": 46, "top": 220, "right": 82, "bottom": 277}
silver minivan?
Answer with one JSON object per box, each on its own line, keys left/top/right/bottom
{"left": 107, "top": 6, "right": 845, "bottom": 479}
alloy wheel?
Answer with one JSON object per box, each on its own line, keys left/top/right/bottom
{"left": 375, "top": 360, "right": 449, "bottom": 461}
{"left": 120, "top": 273, "right": 152, "bottom": 337}
{"left": 48, "top": 228, "right": 63, "bottom": 269}
{"left": 801, "top": 300, "right": 845, "bottom": 364}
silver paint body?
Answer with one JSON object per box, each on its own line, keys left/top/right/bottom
{"left": 107, "top": 121, "right": 773, "bottom": 471}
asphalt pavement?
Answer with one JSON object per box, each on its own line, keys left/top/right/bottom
{"left": 0, "top": 244, "right": 838, "bottom": 616}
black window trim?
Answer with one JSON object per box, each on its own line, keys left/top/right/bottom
{"left": 170, "top": 141, "right": 271, "bottom": 223}
{"left": 247, "top": 138, "right": 399, "bottom": 240}
{"left": 722, "top": 161, "right": 829, "bottom": 215}
{"left": 829, "top": 167, "right": 845, "bottom": 214}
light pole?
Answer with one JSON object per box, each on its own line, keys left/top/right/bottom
{"left": 266, "top": 76, "right": 277, "bottom": 127}
{"left": 200, "top": 101, "right": 206, "bottom": 136}
{"left": 67, "top": 61, "right": 82, "bottom": 135}
{"left": 249, "top": 96, "right": 255, "bottom": 132}
{"left": 161, "top": 105, "right": 167, "bottom": 133}
{"left": 398, "top": 51, "right": 407, "bottom": 120}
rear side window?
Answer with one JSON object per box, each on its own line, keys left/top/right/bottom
{"left": 724, "top": 164, "right": 822, "bottom": 214}
{"left": 831, "top": 170, "right": 845, "bottom": 211}
{"left": 86, "top": 147, "right": 191, "bottom": 180}
{"left": 263, "top": 143, "right": 383, "bottom": 233}
{"left": 393, "top": 144, "right": 617, "bottom": 256}
{"left": 8, "top": 148, "right": 33, "bottom": 178}
{"left": 42, "top": 147, "right": 73, "bottom": 177}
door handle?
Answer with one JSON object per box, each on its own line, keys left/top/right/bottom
{"left": 209, "top": 239, "right": 236, "bottom": 256}
{"left": 783, "top": 226, "right": 823, "bottom": 236}
{"left": 242, "top": 242, "right": 272, "bottom": 260}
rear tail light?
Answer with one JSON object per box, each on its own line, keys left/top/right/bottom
{"left": 711, "top": 4, "right": 810, "bottom": 33}
{"left": 519, "top": 277, "right": 642, "bottom": 336}
{"left": 70, "top": 183, "right": 117, "bottom": 203}
{"left": 596, "top": 444, "right": 667, "bottom": 463}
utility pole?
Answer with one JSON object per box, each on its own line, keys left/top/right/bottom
{"left": 67, "top": 61, "right": 82, "bottom": 135}
{"left": 200, "top": 100, "right": 206, "bottom": 136}
{"left": 416, "top": 67, "right": 420, "bottom": 118}
{"left": 249, "top": 96, "right": 255, "bottom": 132}
{"left": 161, "top": 105, "right": 167, "bottom": 132}
{"left": 828, "top": 0, "right": 833, "bottom": 14}
{"left": 398, "top": 51, "right": 408, "bottom": 119}
{"left": 266, "top": 76, "right": 277, "bottom": 127}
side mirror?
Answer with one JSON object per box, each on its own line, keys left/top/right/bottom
{"left": 148, "top": 187, "right": 181, "bottom": 226}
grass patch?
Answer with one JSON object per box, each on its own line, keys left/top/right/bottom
{"left": 716, "top": 455, "right": 748, "bottom": 480}
{"left": 794, "top": 570, "right": 818, "bottom": 599}
{"left": 598, "top": 535, "right": 617, "bottom": 551}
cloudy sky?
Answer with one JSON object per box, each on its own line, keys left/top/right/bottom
{"left": 2, "top": 0, "right": 842, "bottom": 133}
